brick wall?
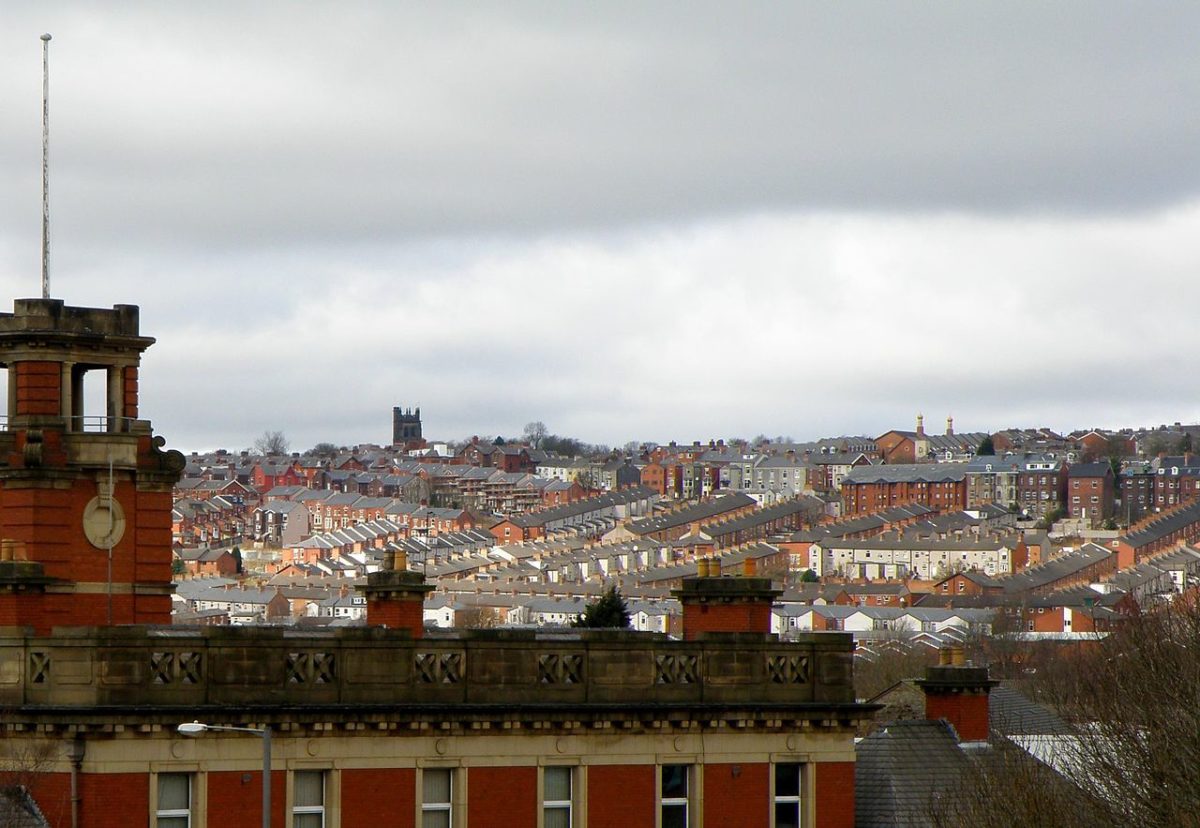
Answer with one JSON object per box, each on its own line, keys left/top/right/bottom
{"left": 925, "top": 691, "right": 989, "bottom": 742}
{"left": 122, "top": 367, "right": 138, "bottom": 419}
{"left": 682, "top": 602, "right": 773, "bottom": 639}
{"left": 342, "top": 768, "right": 415, "bottom": 828}
{"left": 79, "top": 772, "right": 146, "bottom": 828}
{"left": 588, "top": 764, "right": 655, "bottom": 828}
{"left": 206, "top": 769, "right": 285, "bottom": 828}
{"left": 814, "top": 761, "right": 856, "bottom": 828}
{"left": 468, "top": 766, "right": 536, "bottom": 827}
{"left": 703, "top": 762, "right": 769, "bottom": 827}
{"left": 14, "top": 361, "right": 61, "bottom": 416}
{"left": 366, "top": 596, "right": 425, "bottom": 636}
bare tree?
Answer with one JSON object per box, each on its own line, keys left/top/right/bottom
{"left": 457, "top": 606, "right": 503, "bottom": 629}
{"left": 0, "top": 735, "right": 64, "bottom": 825}
{"left": 854, "top": 634, "right": 938, "bottom": 702}
{"left": 523, "top": 421, "right": 548, "bottom": 449}
{"left": 309, "top": 442, "right": 338, "bottom": 458}
{"left": 935, "top": 598, "right": 1200, "bottom": 828}
{"left": 927, "top": 738, "right": 1112, "bottom": 828}
{"left": 254, "top": 430, "right": 289, "bottom": 455}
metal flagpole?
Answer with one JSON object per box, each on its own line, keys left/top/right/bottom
{"left": 41, "top": 33, "right": 52, "bottom": 300}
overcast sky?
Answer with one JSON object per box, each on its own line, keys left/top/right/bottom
{"left": 2, "top": 3, "right": 1199, "bottom": 453}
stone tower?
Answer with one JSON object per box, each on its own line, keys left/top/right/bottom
{"left": 0, "top": 298, "right": 184, "bottom": 632}
{"left": 392, "top": 404, "right": 424, "bottom": 449}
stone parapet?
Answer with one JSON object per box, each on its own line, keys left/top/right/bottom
{"left": 0, "top": 626, "right": 856, "bottom": 714}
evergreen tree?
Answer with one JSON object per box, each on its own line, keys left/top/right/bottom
{"left": 572, "top": 586, "right": 631, "bottom": 628}
{"left": 976, "top": 435, "right": 996, "bottom": 456}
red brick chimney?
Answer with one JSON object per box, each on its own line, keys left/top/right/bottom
{"left": 671, "top": 561, "right": 781, "bottom": 640}
{"left": 359, "top": 550, "right": 434, "bottom": 636}
{"left": 915, "top": 647, "right": 997, "bottom": 742}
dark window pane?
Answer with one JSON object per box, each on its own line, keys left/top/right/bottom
{"left": 775, "top": 763, "right": 801, "bottom": 798}
{"left": 544, "top": 807, "right": 570, "bottom": 828}
{"left": 775, "top": 802, "right": 800, "bottom": 828}
{"left": 662, "top": 803, "right": 688, "bottom": 828}
{"left": 661, "top": 765, "right": 688, "bottom": 799}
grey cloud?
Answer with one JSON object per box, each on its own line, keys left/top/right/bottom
{"left": 2, "top": 2, "right": 1200, "bottom": 254}
{"left": 1, "top": 4, "right": 1199, "bottom": 451}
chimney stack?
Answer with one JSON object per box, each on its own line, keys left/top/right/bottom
{"left": 359, "top": 554, "right": 433, "bottom": 636}
{"left": 916, "top": 647, "right": 996, "bottom": 742}
{"left": 672, "top": 571, "right": 781, "bottom": 640}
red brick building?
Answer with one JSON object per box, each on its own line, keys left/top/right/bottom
{"left": 1151, "top": 455, "right": 1200, "bottom": 512}
{"left": 840, "top": 465, "right": 967, "bottom": 516}
{"left": 1066, "top": 462, "right": 1115, "bottom": 526}
{"left": 1015, "top": 455, "right": 1068, "bottom": 520}
{"left": 875, "top": 416, "right": 932, "bottom": 465}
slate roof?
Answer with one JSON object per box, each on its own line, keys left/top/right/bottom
{"left": 1067, "top": 462, "right": 1113, "bottom": 478}
{"left": 988, "top": 685, "right": 1071, "bottom": 736}
{"left": 627, "top": 493, "right": 755, "bottom": 535}
{"left": 506, "top": 487, "right": 655, "bottom": 529}
{"left": 855, "top": 719, "right": 970, "bottom": 828}
{"left": 0, "top": 786, "right": 50, "bottom": 828}
{"left": 702, "top": 496, "right": 823, "bottom": 539}
{"left": 1121, "top": 499, "right": 1200, "bottom": 550}
{"left": 843, "top": 465, "right": 967, "bottom": 485}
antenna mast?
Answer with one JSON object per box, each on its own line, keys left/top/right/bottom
{"left": 41, "top": 33, "right": 52, "bottom": 300}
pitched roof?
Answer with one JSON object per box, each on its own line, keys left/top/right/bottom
{"left": 0, "top": 786, "right": 50, "bottom": 828}
{"left": 843, "top": 464, "right": 967, "bottom": 485}
{"left": 855, "top": 719, "right": 970, "bottom": 827}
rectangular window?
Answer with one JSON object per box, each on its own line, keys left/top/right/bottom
{"left": 661, "top": 764, "right": 690, "bottom": 828}
{"left": 156, "top": 773, "right": 191, "bottom": 828}
{"left": 544, "top": 766, "right": 573, "bottom": 828}
{"left": 423, "top": 768, "right": 453, "bottom": 828}
{"left": 293, "top": 771, "right": 325, "bottom": 828}
{"left": 774, "top": 763, "right": 803, "bottom": 828}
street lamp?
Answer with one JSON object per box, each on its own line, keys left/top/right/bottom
{"left": 177, "top": 721, "right": 271, "bottom": 828}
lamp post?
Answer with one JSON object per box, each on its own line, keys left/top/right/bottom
{"left": 177, "top": 721, "right": 271, "bottom": 828}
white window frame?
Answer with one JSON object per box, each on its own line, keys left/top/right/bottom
{"left": 292, "top": 770, "right": 326, "bottom": 828}
{"left": 772, "top": 762, "right": 804, "bottom": 828}
{"left": 542, "top": 765, "right": 574, "bottom": 828}
{"left": 659, "top": 764, "right": 692, "bottom": 828}
{"left": 155, "top": 772, "right": 192, "bottom": 828}
{"left": 421, "top": 767, "right": 454, "bottom": 827}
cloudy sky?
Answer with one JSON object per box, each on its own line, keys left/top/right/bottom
{"left": 1, "top": 3, "right": 1198, "bottom": 453}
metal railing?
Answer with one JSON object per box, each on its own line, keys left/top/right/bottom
{"left": 0, "top": 415, "right": 140, "bottom": 433}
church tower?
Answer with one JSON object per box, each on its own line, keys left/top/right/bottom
{"left": 392, "top": 404, "right": 425, "bottom": 450}
{"left": 0, "top": 298, "right": 184, "bottom": 632}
